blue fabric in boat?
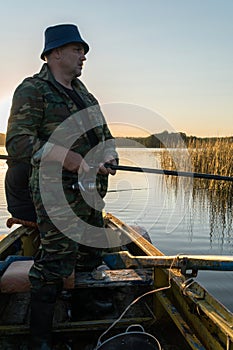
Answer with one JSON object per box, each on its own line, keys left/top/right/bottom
{"left": 0, "top": 255, "right": 33, "bottom": 275}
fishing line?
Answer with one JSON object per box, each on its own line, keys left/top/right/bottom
{"left": 96, "top": 254, "right": 181, "bottom": 349}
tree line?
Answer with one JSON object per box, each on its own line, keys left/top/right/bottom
{"left": 1, "top": 131, "right": 232, "bottom": 148}
{"left": 115, "top": 131, "right": 233, "bottom": 148}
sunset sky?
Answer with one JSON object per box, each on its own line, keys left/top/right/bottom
{"left": 0, "top": 0, "right": 232, "bottom": 137}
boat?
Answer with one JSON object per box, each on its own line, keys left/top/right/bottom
{"left": 0, "top": 212, "right": 232, "bottom": 349}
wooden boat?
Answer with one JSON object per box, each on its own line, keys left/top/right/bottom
{"left": 0, "top": 212, "right": 232, "bottom": 349}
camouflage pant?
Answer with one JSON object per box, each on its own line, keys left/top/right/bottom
{"left": 29, "top": 211, "right": 104, "bottom": 291}
{"left": 29, "top": 167, "right": 107, "bottom": 291}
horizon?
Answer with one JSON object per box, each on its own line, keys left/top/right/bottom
{"left": 1, "top": 129, "right": 232, "bottom": 140}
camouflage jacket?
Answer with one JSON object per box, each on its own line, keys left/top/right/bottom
{"left": 6, "top": 64, "right": 118, "bottom": 197}
{"left": 6, "top": 63, "right": 117, "bottom": 164}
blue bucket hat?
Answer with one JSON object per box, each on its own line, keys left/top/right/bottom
{"left": 41, "top": 24, "right": 89, "bottom": 60}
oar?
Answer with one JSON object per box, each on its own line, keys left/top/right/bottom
{"left": 104, "top": 163, "right": 233, "bottom": 182}
{"left": 103, "top": 251, "right": 233, "bottom": 275}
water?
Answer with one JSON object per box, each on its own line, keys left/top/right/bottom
{"left": 105, "top": 148, "right": 233, "bottom": 312}
{"left": 0, "top": 146, "right": 232, "bottom": 312}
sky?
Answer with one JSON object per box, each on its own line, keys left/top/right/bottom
{"left": 0, "top": 0, "right": 232, "bottom": 137}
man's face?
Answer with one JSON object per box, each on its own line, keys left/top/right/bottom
{"left": 58, "top": 43, "right": 86, "bottom": 77}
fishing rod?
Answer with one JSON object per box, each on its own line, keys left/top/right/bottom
{"left": 0, "top": 155, "right": 10, "bottom": 160}
{"left": 1, "top": 154, "right": 232, "bottom": 182}
{"left": 108, "top": 188, "right": 148, "bottom": 193}
{"left": 104, "top": 163, "right": 233, "bottom": 182}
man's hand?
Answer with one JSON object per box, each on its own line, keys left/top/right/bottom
{"left": 44, "top": 145, "right": 89, "bottom": 173}
{"left": 63, "top": 150, "right": 89, "bottom": 173}
{"left": 98, "top": 156, "right": 117, "bottom": 175}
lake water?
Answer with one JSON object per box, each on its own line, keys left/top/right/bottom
{"left": 0, "top": 146, "right": 232, "bottom": 312}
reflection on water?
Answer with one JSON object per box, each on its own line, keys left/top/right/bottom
{"left": 160, "top": 147, "right": 233, "bottom": 255}
{"left": 106, "top": 148, "right": 233, "bottom": 254}
{"left": 207, "top": 185, "right": 233, "bottom": 251}
{"left": 0, "top": 147, "right": 232, "bottom": 311}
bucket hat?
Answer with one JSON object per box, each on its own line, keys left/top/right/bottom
{"left": 41, "top": 24, "right": 89, "bottom": 60}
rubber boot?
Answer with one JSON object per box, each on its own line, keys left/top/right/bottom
{"left": 29, "top": 282, "right": 63, "bottom": 350}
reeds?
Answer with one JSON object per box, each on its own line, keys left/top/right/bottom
{"left": 160, "top": 138, "right": 233, "bottom": 248}
{"left": 161, "top": 138, "right": 233, "bottom": 188}
{"left": 188, "top": 138, "right": 233, "bottom": 184}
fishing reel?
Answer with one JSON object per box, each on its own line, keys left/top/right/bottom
{"left": 70, "top": 165, "right": 105, "bottom": 211}
{"left": 70, "top": 162, "right": 115, "bottom": 192}
{"left": 70, "top": 166, "right": 101, "bottom": 192}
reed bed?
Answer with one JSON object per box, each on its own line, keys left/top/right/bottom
{"left": 161, "top": 138, "right": 233, "bottom": 190}
{"left": 188, "top": 138, "right": 233, "bottom": 186}
{"left": 160, "top": 138, "right": 233, "bottom": 247}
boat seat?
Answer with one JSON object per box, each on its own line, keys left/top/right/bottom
{"left": 0, "top": 260, "right": 74, "bottom": 293}
{"left": 74, "top": 268, "right": 153, "bottom": 288}
{"left": 0, "top": 261, "right": 153, "bottom": 294}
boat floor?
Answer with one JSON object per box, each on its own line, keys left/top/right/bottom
{"left": 0, "top": 278, "right": 191, "bottom": 349}
{"left": 0, "top": 222, "right": 193, "bottom": 349}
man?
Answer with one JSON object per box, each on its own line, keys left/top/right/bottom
{"left": 6, "top": 23, "right": 118, "bottom": 349}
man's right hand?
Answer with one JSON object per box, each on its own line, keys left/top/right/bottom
{"left": 44, "top": 145, "right": 89, "bottom": 173}
{"left": 63, "top": 150, "right": 89, "bottom": 173}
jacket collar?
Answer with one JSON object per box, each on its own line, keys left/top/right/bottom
{"left": 36, "top": 63, "right": 81, "bottom": 93}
